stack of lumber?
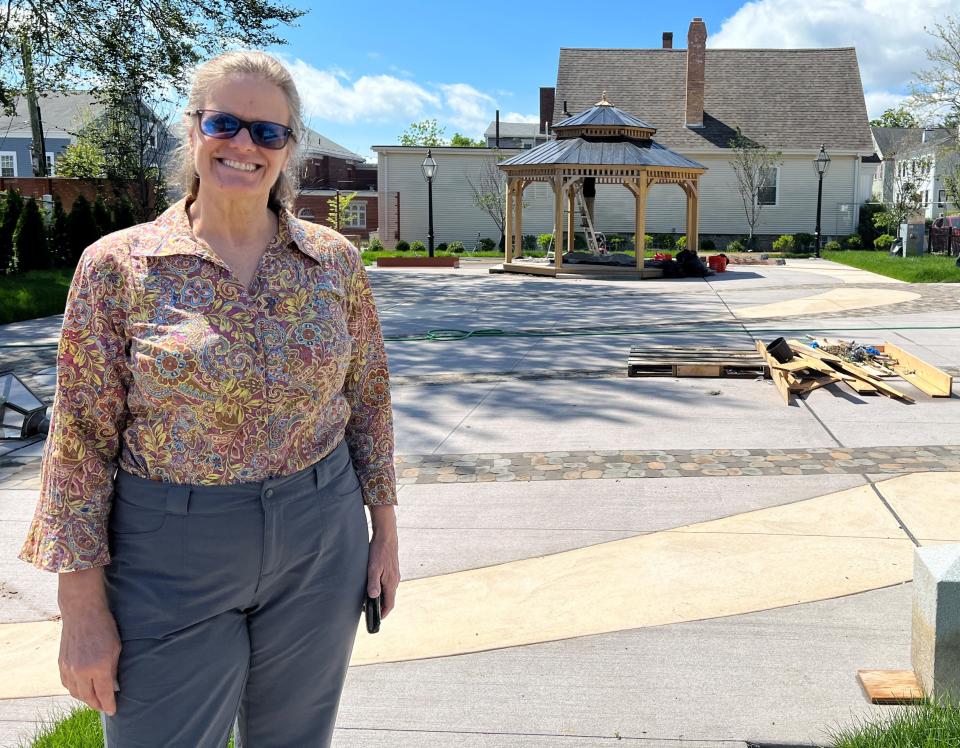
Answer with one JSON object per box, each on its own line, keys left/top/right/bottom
{"left": 754, "top": 338, "right": 953, "bottom": 405}
{"left": 627, "top": 347, "right": 766, "bottom": 378}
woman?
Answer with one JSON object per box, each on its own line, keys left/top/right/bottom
{"left": 20, "top": 50, "right": 399, "bottom": 747}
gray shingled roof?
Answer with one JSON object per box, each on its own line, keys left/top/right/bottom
{"left": 0, "top": 91, "right": 102, "bottom": 139}
{"left": 555, "top": 48, "right": 874, "bottom": 152}
{"left": 500, "top": 138, "right": 705, "bottom": 169}
{"left": 554, "top": 104, "right": 655, "bottom": 130}
{"left": 302, "top": 127, "right": 365, "bottom": 162}
{"left": 873, "top": 126, "right": 957, "bottom": 158}
{"left": 483, "top": 121, "right": 544, "bottom": 138}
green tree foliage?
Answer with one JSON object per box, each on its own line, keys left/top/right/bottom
{"left": 729, "top": 131, "right": 782, "bottom": 246}
{"left": 48, "top": 196, "right": 70, "bottom": 266}
{"left": 0, "top": 188, "right": 24, "bottom": 272}
{"left": 12, "top": 198, "right": 49, "bottom": 272}
{"left": 450, "top": 133, "right": 485, "bottom": 147}
{"left": 66, "top": 195, "right": 99, "bottom": 265}
{"left": 326, "top": 191, "right": 357, "bottom": 231}
{"left": 869, "top": 108, "right": 919, "bottom": 128}
{"left": 859, "top": 204, "right": 887, "bottom": 248}
{"left": 55, "top": 130, "right": 107, "bottom": 178}
{"left": 399, "top": 119, "right": 446, "bottom": 146}
{"left": 92, "top": 195, "right": 113, "bottom": 238}
{"left": 874, "top": 233, "right": 895, "bottom": 250}
{"left": 909, "top": 16, "right": 960, "bottom": 125}
{"left": 772, "top": 234, "right": 795, "bottom": 251}
{"left": 112, "top": 198, "right": 137, "bottom": 231}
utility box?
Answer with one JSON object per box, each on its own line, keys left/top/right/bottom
{"left": 900, "top": 223, "right": 926, "bottom": 256}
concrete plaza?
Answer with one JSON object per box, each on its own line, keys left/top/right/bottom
{"left": 1, "top": 257, "right": 959, "bottom": 746}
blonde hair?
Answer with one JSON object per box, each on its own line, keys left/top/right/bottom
{"left": 175, "top": 50, "right": 303, "bottom": 210}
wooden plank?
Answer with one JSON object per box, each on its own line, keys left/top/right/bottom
{"left": 787, "top": 340, "right": 915, "bottom": 403}
{"left": 857, "top": 669, "right": 924, "bottom": 705}
{"left": 881, "top": 342, "right": 953, "bottom": 397}
{"left": 756, "top": 341, "right": 792, "bottom": 405}
{"left": 675, "top": 364, "right": 722, "bottom": 377}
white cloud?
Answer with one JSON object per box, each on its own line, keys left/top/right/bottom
{"left": 285, "top": 58, "right": 440, "bottom": 123}
{"left": 504, "top": 112, "right": 540, "bottom": 124}
{"left": 864, "top": 90, "right": 910, "bottom": 119}
{"left": 439, "top": 83, "right": 497, "bottom": 134}
{"left": 710, "top": 0, "right": 953, "bottom": 112}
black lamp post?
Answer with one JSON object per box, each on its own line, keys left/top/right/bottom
{"left": 421, "top": 149, "right": 438, "bottom": 257}
{"left": 813, "top": 144, "right": 830, "bottom": 258}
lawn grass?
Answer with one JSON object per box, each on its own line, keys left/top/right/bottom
{"left": 360, "top": 249, "right": 502, "bottom": 265}
{"left": 827, "top": 697, "right": 960, "bottom": 746}
{"left": 824, "top": 250, "right": 960, "bottom": 283}
{"left": 22, "top": 705, "right": 236, "bottom": 747}
{"left": 0, "top": 269, "right": 73, "bottom": 325}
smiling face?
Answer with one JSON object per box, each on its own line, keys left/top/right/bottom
{"left": 190, "top": 74, "right": 292, "bottom": 206}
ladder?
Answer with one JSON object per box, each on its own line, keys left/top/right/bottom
{"left": 574, "top": 189, "right": 605, "bottom": 254}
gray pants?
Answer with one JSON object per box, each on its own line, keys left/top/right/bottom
{"left": 102, "top": 440, "right": 369, "bottom": 747}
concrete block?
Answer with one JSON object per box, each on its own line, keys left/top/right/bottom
{"left": 912, "top": 545, "right": 960, "bottom": 698}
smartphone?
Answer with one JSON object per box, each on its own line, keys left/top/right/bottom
{"left": 365, "top": 592, "right": 383, "bottom": 634}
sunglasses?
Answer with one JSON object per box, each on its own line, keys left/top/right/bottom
{"left": 192, "top": 109, "right": 295, "bottom": 150}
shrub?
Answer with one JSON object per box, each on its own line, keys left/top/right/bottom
{"left": 793, "top": 232, "right": 814, "bottom": 250}
{"left": 700, "top": 238, "right": 716, "bottom": 251}
{"left": 48, "top": 196, "right": 70, "bottom": 267}
{"left": 448, "top": 241, "right": 465, "bottom": 254}
{"left": 66, "top": 195, "right": 98, "bottom": 265}
{"left": 0, "top": 188, "right": 24, "bottom": 272}
{"left": 12, "top": 198, "right": 49, "bottom": 272}
{"left": 608, "top": 234, "right": 625, "bottom": 251}
{"left": 874, "top": 233, "right": 895, "bottom": 250}
{"left": 112, "top": 198, "right": 137, "bottom": 231}
{"left": 824, "top": 240, "right": 842, "bottom": 252}
{"left": 844, "top": 234, "right": 862, "bottom": 250}
{"left": 537, "top": 233, "right": 554, "bottom": 251}
{"left": 367, "top": 237, "right": 384, "bottom": 252}
{"left": 859, "top": 203, "right": 886, "bottom": 248}
{"left": 522, "top": 234, "right": 537, "bottom": 251}
{"left": 395, "top": 239, "right": 410, "bottom": 252}
{"left": 410, "top": 240, "right": 426, "bottom": 253}
{"left": 92, "top": 195, "right": 112, "bottom": 238}
{"left": 436, "top": 242, "right": 448, "bottom": 252}
{"left": 652, "top": 233, "right": 674, "bottom": 249}
{"left": 676, "top": 236, "right": 687, "bottom": 250}
{"left": 728, "top": 239, "right": 745, "bottom": 252}
{"left": 479, "top": 237, "right": 496, "bottom": 251}
{"left": 772, "top": 234, "right": 795, "bottom": 251}
{"left": 573, "top": 233, "right": 587, "bottom": 250}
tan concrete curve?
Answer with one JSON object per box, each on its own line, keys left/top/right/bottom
{"left": 2, "top": 472, "right": 957, "bottom": 698}
{"left": 735, "top": 287, "right": 920, "bottom": 319}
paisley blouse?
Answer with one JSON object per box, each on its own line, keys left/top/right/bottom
{"left": 20, "top": 199, "right": 396, "bottom": 573}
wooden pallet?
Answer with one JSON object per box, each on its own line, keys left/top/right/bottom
{"left": 627, "top": 347, "right": 768, "bottom": 378}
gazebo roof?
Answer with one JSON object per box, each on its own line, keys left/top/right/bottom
{"left": 499, "top": 135, "right": 704, "bottom": 169}
{"left": 553, "top": 100, "right": 656, "bottom": 132}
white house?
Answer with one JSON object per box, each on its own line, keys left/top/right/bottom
{"left": 375, "top": 18, "right": 879, "bottom": 250}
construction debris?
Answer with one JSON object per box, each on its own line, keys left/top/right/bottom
{"left": 754, "top": 337, "right": 954, "bottom": 405}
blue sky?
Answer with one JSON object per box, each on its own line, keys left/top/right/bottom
{"left": 266, "top": 0, "right": 952, "bottom": 161}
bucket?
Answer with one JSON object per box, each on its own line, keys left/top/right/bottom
{"left": 766, "top": 337, "right": 795, "bottom": 364}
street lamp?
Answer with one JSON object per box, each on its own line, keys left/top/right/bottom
{"left": 813, "top": 144, "right": 830, "bottom": 258}
{"left": 421, "top": 149, "right": 438, "bottom": 257}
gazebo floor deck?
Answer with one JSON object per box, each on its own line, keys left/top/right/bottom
{"left": 495, "top": 261, "right": 664, "bottom": 280}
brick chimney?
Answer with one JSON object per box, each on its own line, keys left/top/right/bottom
{"left": 540, "top": 87, "right": 555, "bottom": 134}
{"left": 662, "top": 31, "right": 673, "bottom": 49}
{"left": 685, "top": 17, "right": 707, "bottom": 128}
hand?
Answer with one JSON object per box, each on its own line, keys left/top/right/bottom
{"left": 57, "top": 569, "right": 121, "bottom": 715}
{"left": 366, "top": 505, "right": 400, "bottom": 619}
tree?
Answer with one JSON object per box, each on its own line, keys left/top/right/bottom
{"left": 65, "top": 195, "right": 99, "bottom": 266}
{"left": 870, "top": 108, "right": 919, "bottom": 128}
{"left": 54, "top": 127, "right": 107, "bottom": 178}
{"left": 92, "top": 195, "right": 113, "bottom": 237}
{"left": 909, "top": 16, "right": 960, "bottom": 125}
{"left": 47, "top": 196, "right": 70, "bottom": 266}
{"left": 112, "top": 197, "right": 137, "bottom": 231}
{"left": 728, "top": 132, "right": 782, "bottom": 249}
{"left": 399, "top": 119, "right": 446, "bottom": 146}
{"left": 466, "top": 152, "right": 517, "bottom": 250}
{"left": 326, "top": 191, "right": 358, "bottom": 232}
{"left": 12, "top": 197, "right": 49, "bottom": 272}
{"left": 878, "top": 157, "right": 931, "bottom": 235}
{"left": 0, "top": 188, "right": 24, "bottom": 272}
{"left": 450, "top": 132, "right": 485, "bottom": 147}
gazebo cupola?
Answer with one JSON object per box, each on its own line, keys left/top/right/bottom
{"left": 498, "top": 93, "right": 707, "bottom": 279}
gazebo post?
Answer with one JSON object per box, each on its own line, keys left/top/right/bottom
{"left": 515, "top": 180, "right": 524, "bottom": 259}
{"left": 504, "top": 178, "right": 514, "bottom": 263}
{"left": 635, "top": 176, "right": 648, "bottom": 273}
{"left": 566, "top": 184, "right": 575, "bottom": 254}
{"left": 685, "top": 178, "right": 699, "bottom": 251}
{"left": 553, "top": 174, "right": 564, "bottom": 272}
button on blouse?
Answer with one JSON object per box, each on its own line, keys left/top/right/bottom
{"left": 21, "top": 199, "right": 397, "bottom": 573}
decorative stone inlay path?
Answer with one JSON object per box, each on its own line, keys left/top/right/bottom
{"left": 395, "top": 445, "right": 960, "bottom": 484}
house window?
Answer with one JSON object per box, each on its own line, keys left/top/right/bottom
{"left": 297, "top": 208, "right": 316, "bottom": 221}
{"left": 0, "top": 152, "right": 16, "bottom": 177}
{"left": 45, "top": 152, "right": 56, "bottom": 176}
{"left": 147, "top": 127, "right": 158, "bottom": 149}
{"left": 343, "top": 202, "right": 366, "bottom": 229}
{"left": 756, "top": 166, "right": 778, "bottom": 206}
{"left": 940, "top": 189, "right": 948, "bottom": 205}
{"left": 923, "top": 190, "right": 929, "bottom": 206}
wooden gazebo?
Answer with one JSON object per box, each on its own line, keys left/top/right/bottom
{"left": 498, "top": 94, "right": 707, "bottom": 278}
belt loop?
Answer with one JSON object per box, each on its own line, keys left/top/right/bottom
{"left": 165, "top": 484, "right": 191, "bottom": 515}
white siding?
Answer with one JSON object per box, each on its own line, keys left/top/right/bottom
{"left": 376, "top": 148, "right": 866, "bottom": 246}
